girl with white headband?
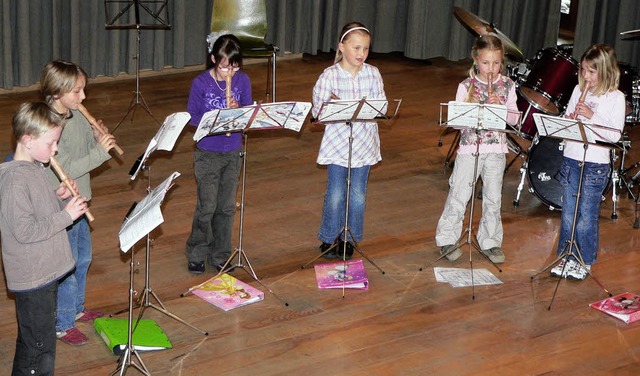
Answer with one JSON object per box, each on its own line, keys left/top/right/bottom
{"left": 311, "top": 22, "right": 387, "bottom": 260}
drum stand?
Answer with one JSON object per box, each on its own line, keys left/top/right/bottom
{"left": 531, "top": 137, "right": 612, "bottom": 309}
{"left": 302, "top": 121, "right": 386, "bottom": 275}
{"left": 609, "top": 140, "right": 634, "bottom": 219}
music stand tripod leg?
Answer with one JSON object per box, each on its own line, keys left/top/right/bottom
{"left": 531, "top": 143, "right": 612, "bottom": 309}
{"left": 302, "top": 120, "right": 385, "bottom": 276}
{"left": 210, "top": 133, "right": 288, "bottom": 306}
{"left": 420, "top": 136, "right": 503, "bottom": 282}
{"left": 112, "top": 246, "right": 151, "bottom": 376}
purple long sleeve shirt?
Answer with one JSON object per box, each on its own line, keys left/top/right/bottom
{"left": 187, "top": 69, "right": 253, "bottom": 152}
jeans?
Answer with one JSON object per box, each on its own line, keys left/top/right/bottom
{"left": 186, "top": 148, "right": 241, "bottom": 265}
{"left": 318, "top": 164, "right": 371, "bottom": 244}
{"left": 556, "top": 157, "right": 610, "bottom": 265}
{"left": 56, "top": 217, "right": 91, "bottom": 332}
{"left": 13, "top": 282, "right": 58, "bottom": 376}
{"left": 436, "top": 153, "right": 505, "bottom": 250}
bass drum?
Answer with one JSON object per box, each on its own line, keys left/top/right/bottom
{"left": 526, "top": 137, "right": 612, "bottom": 210}
{"left": 526, "top": 137, "right": 565, "bottom": 210}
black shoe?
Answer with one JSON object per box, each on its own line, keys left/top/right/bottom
{"left": 188, "top": 261, "right": 205, "bottom": 274}
{"left": 336, "top": 241, "right": 354, "bottom": 260}
{"left": 319, "top": 242, "right": 337, "bottom": 259}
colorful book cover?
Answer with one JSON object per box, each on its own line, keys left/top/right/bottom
{"left": 590, "top": 292, "right": 640, "bottom": 324}
{"left": 93, "top": 318, "right": 172, "bottom": 355}
{"left": 314, "top": 259, "right": 369, "bottom": 290}
{"left": 192, "top": 273, "right": 264, "bottom": 311}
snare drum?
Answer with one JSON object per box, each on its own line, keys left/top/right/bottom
{"left": 519, "top": 48, "right": 579, "bottom": 115}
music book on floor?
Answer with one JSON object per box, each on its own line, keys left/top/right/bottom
{"left": 590, "top": 292, "right": 640, "bottom": 324}
{"left": 314, "top": 259, "right": 369, "bottom": 290}
{"left": 192, "top": 273, "right": 264, "bottom": 311}
{"left": 94, "top": 318, "right": 172, "bottom": 355}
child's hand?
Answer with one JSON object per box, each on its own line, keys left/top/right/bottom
{"left": 97, "top": 133, "right": 118, "bottom": 153}
{"left": 91, "top": 119, "right": 110, "bottom": 139}
{"left": 227, "top": 98, "right": 239, "bottom": 108}
{"left": 56, "top": 180, "right": 77, "bottom": 200}
{"left": 573, "top": 102, "right": 594, "bottom": 120}
{"left": 486, "top": 93, "right": 500, "bottom": 105}
{"left": 64, "top": 195, "right": 89, "bottom": 221}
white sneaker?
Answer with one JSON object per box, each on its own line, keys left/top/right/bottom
{"left": 550, "top": 259, "right": 571, "bottom": 278}
{"left": 566, "top": 261, "right": 591, "bottom": 281}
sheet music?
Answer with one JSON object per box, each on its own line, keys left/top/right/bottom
{"left": 533, "top": 113, "right": 597, "bottom": 143}
{"left": 446, "top": 101, "right": 507, "bottom": 130}
{"left": 249, "top": 102, "right": 311, "bottom": 132}
{"left": 118, "top": 172, "right": 180, "bottom": 253}
{"left": 317, "top": 99, "right": 388, "bottom": 122}
{"left": 130, "top": 112, "right": 190, "bottom": 180}
{"left": 193, "top": 107, "right": 257, "bottom": 142}
{"left": 433, "top": 267, "right": 503, "bottom": 288}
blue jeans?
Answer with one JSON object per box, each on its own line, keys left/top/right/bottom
{"left": 56, "top": 217, "right": 91, "bottom": 332}
{"left": 556, "top": 157, "right": 610, "bottom": 265}
{"left": 318, "top": 164, "right": 370, "bottom": 244}
{"left": 186, "top": 148, "right": 241, "bottom": 265}
{"left": 13, "top": 281, "right": 58, "bottom": 376}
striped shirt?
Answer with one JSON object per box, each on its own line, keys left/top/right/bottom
{"left": 312, "top": 63, "right": 386, "bottom": 168}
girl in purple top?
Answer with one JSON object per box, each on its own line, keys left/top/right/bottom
{"left": 185, "top": 34, "right": 252, "bottom": 273}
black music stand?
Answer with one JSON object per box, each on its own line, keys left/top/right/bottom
{"left": 529, "top": 113, "right": 617, "bottom": 309}
{"left": 420, "top": 101, "right": 521, "bottom": 299}
{"left": 115, "top": 172, "right": 197, "bottom": 375}
{"left": 182, "top": 102, "right": 313, "bottom": 304}
{"left": 301, "top": 98, "right": 402, "bottom": 276}
{"left": 104, "top": 0, "right": 171, "bottom": 131}
{"left": 112, "top": 113, "right": 206, "bottom": 340}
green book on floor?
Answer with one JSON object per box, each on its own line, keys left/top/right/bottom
{"left": 94, "top": 318, "right": 172, "bottom": 355}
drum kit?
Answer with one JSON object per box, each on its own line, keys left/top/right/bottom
{"left": 451, "top": 7, "right": 640, "bottom": 220}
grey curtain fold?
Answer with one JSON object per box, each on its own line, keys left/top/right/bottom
{"left": 573, "top": 0, "right": 640, "bottom": 68}
{"left": 2, "top": 0, "right": 563, "bottom": 90}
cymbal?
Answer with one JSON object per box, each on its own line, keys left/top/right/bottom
{"left": 621, "top": 29, "right": 640, "bottom": 38}
{"left": 453, "top": 6, "right": 524, "bottom": 62}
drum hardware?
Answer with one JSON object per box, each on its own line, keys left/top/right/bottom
{"left": 438, "top": 128, "right": 460, "bottom": 170}
{"left": 505, "top": 133, "right": 527, "bottom": 173}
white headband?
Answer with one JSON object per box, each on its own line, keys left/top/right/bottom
{"left": 339, "top": 27, "right": 370, "bottom": 43}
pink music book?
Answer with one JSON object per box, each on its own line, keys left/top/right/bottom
{"left": 590, "top": 292, "right": 640, "bottom": 324}
{"left": 314, "top": 259, "right": 368, "bottom": 290}
{"left": 192, "top": 273, "right": 264, "bottom": 311}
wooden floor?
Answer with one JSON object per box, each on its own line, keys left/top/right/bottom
{"left": 1, "top": 52, "right": 639, "bottom": 375}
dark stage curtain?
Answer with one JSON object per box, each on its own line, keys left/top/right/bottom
{"left": 1, "top": 0, "right": 563, "bottom": 90}
{"left": 572, "top": 0, "right": 640, "bottom": 68}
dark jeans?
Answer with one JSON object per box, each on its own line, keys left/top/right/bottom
{"left": 186, "top": 148, "right": 242, "bottom": 265}
{"left": 13, "top": 282, "right": 58, "bottom": 376}
{"left": 556, "top": 157, "right": 610, "bottom": 265}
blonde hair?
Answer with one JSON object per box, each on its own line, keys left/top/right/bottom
{"left": 578, "top": 44, "right": 619, "bottom": 96}
{"left": 465, "top": 35, "right": 505, "bottom": 102}
{"left": 334, "top": 22, "right": 370, "bottom": 64}
{"left": 12, "top": 102, "right": 65, "bottom": 142}
{"left": 40, "top": 60, "right": 87, "bottom": 104}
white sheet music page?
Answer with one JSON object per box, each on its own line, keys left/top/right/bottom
{"left": 533, "top": 113, "right": 597, "bottom": 143}
{"left": 130, "top": 112, "right": 190, "bottom": 180}
{"left": 447, "top": 101, "right": 507, "bottom": 130}
{"left": 119, "top": 172, "right": 180, "bottom": 253}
